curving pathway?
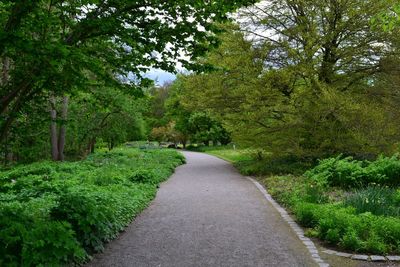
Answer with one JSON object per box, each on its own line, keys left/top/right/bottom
{"left": 87, "top": 151, "right": 317, "bottom": 267}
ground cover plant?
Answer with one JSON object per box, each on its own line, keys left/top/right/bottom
{"left": 0, "top": 147, "right": 185, "bottom": 266}
{"left": 263, "top": 155, "right": 400, "bottom": 255}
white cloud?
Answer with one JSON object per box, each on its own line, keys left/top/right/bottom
{"left": 144, "top": 68, "right": 176, "bottom": 85}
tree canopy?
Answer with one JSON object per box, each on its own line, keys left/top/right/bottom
{"left": 177, "top": 1, "right": 400, "bottom": 159}
{"left": 0, "top": 0, "right": 255, "bottom": 162}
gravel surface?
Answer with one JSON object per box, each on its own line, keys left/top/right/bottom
{"left": 87, "top": 151, "right": 317, "bottom": 267}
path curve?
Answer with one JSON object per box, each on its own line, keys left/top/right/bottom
{"left": 87, "top": 151, "right": 317, "bottom": 267}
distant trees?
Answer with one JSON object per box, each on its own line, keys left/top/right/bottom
{"left": 146, "top": 79, "right": 231, "bottom": 147}
{"left": 188, "top": 112, "right": 231, "bottom": 146}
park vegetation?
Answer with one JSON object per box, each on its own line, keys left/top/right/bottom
{"left": 0, "top": 147, "right": 185, "bottom": 266}
{"left": 0, "top": 1, "right": 255, "bottom": 266}
{"left": 2, "top": 0, "right": 400, "bottom": 262}
{"left": 171, "top": 0, "right": 400, "bottom": 256}
{"left": 0, "top": 0, "right": 255, "bottom": 163}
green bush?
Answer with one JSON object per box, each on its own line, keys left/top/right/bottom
{"left": 294, "top": 203, "right": 400, "bottom": 254}
{"left": 365, "top": 155, "right": 400, "bottom": 185}
{"left": 130, "top": 169, "right": 156, "bottom": 183}
{"left": 305, "top": 154, "right": 400, "bottom": 188}
{"left": 21, "top": 221, "right": 85, "bottom": 266}
{"left": 0, "top": 147, "right": 184, "bottom": 266}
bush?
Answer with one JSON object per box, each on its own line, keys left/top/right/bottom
{"left": 293, "top": 203, "right": 400, "bottom": 254}
{"left": 305, "top": 154, "right": 400, "bottom": 188}
{"left": 366, "top": 155, "right": 400, "bottom": 185}
{"left": 21, "top": 221, "right": 85, "bottom": 266}
{"left": 0, "top": 147, "right": 184, "bottom": 266}
{"left": 129, "top": 169, "right": 156, "bottom": 184}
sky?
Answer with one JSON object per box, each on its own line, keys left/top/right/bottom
{"left": 144, "top": 68, "right": 177, "bottom": 86}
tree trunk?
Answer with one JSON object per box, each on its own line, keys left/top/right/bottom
{"left": 90, "top": 138, "right": 96, "bottom": 154}
{"left": 2, "top": 57, "right": 11, "bottom": 165}
{"left": 49, "top": 95, "right": 59, "bottom": 161}
{"left": 57, "top": 96, "right": 68, "bottom": 161}
{"left": 1, "top": 57, "right": 10, "bottom": 85}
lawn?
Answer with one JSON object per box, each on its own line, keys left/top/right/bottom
{"left": 0, "top": 147, "right": 185, "bottom": 266}
{"left": 188, "top": 145, "right": 253, "bottom": 163}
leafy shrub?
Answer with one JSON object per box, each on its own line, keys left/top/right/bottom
{"left": 305, "top": 154, "right": 400, "bottom": 188}
{"left": 0, "top": 200, "right": 85, "bottom": 266}
{"left": 294, "top": 202, "right": 320, "bottom": 227}
{"left": 365, "top": 155, "right": 400, "bottom": 185}
{"left": 21, "top": 221, "right": 85, "bottom": 266}
{"left": 50, "top": 184, "right": 154, "bottom": 253}
{"left": 0, "top": 147, "right": 184, "bottom": 266}
{"left": 293, "top": 203, "right": 400, "bottom": 254}
{"left": 304, "top": 156, "right": 365, "bottom": 188}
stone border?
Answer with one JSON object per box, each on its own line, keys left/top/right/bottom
{"left": 322, "top": 249, "right": 400, "bottom": 262}
{"left": 246, "top": 177, "right": 400, "bottom": 264}
{"left": 246, "top": 177, "right": 330, "bottom": 267}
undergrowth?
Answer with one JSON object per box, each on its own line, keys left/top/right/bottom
{"left": 0, "top": 147, "right": 185, "bottom": 266}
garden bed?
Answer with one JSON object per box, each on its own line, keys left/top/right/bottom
{"left": 260, "top": 155, "right": 400, "bottom": 255}
{"left": 0, "top": 147, "right": 185, "bottom": 266}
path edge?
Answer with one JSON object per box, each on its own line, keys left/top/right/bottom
{"left": 246, "top": 176, "right": 330, "bottom": 267}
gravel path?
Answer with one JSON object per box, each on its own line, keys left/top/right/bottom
{"left": 87, "top": 151, "right": 317, "bottom": 267}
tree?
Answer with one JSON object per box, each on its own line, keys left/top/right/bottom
{"left": 188, "top": 112, "right": 231, "bottom": 146}
{"left": 0, "top": 0, "right": 256, "bottom": 150}
{"left": 49, "top": 94, "right": 69, "bottom": 161}
{"left": 374, "top": 3, "right": 400, "bottom": 31}
{"left": 239, "top": 0, "right": 396, "bottom": 90}
{"left": 179, "top": 20, "right": 400, "bottom": 158}
{"left": 164, "top": 77, "right": 192, "bottom": 148}
{"left": 66, "top": 85, "right": 146, "bottom": 156}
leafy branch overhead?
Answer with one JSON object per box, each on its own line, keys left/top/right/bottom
{"left": 0, "top": 0, "right": 255, "bottom": 144}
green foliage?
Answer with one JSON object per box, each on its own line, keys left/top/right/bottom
{"left": 235, "top": 155, "right": 313, "bottom": 176}
{"left": 293, "top": 203, "right": 400, "bottom": 254}
{"left": 345, "top": 186, "right": 400, "bottom": 217}
{"left": 260, "top": 154, "right": 400, "bottom": 254}
{"left": 21, "top": 221, "right": 86, "bottom": 267}
{"left": 189, "top": 145, "right": 252, "bottom": 163}
{"left": 178, "top": 2, "right": 400, "bottom": 160}
{"left": 146, "top": 79, "right": 231, "bottom": 147}
{"left": 305, "top": 155, "right": 400, "bottom": 188}
{"left": 373, "top": 3, "right": 400, "bottom": 31}
{"left": 188, "top": 112, "right": 231, "bottom": 145}
{"left": 0, "top": 0, "right": 255, "bottom": 162}
{"left": 0, "top": 147, "right": 184, "bottom": 266}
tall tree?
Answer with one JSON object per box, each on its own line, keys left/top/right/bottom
{"left": 0, "top": 0, "right": 256, "bottom": 145}
{"left": 239, "top": 0, "right": 396, "bottom": 90}
{"left": 180, "top": 19, "right": 400, "bottom": 158}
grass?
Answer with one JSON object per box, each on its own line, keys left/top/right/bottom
{"left": 0, "top": 147, "right": 185, "bottom": 266}
{"left": 190, "top": 145, "right": 313, "bottom": 176}
{"left": 188, "top": 145, "right": 252, "bottom": 163}
{"left": 344, "top": 186, "right": 400, "bottom": 217}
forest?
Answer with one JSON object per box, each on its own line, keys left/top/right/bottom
{"left": 1, "top": 0, "right": 400, "bottom": 265}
